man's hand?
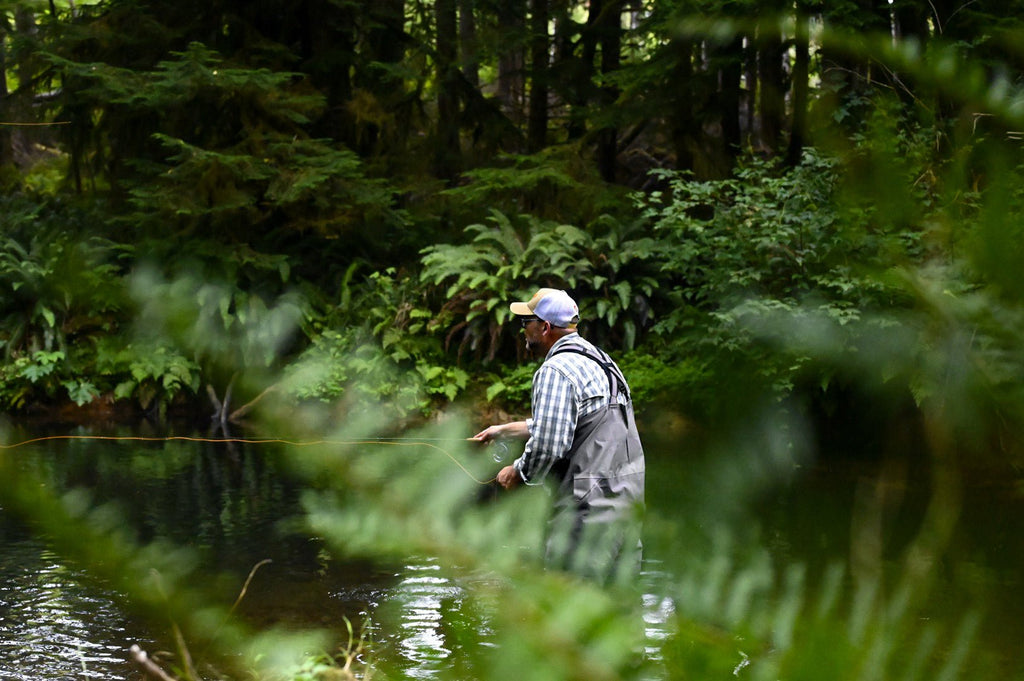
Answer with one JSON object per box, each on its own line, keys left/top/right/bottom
{"left": 472, "top": 425, "right": 503, "bottom": 443}
{"left": 472, "top": 420, "right": 530, "bottom": 443}
{"left": 496, "top": 465, "right": 522, "bottom": 490}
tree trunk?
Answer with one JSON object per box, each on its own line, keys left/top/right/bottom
{"left": 0, "top": 18, "right": 11, "bottom": 167}
{"left": 497, "top": 0, "right": 527, "bottom": 131}
{"left": 459, "top": 0, "right": 479, "bottom": 88}
{"left": 527, "top": 0, "right": 549, "bottom": 152}
{"left": 304, "top": 0, "right": 357, "bottom": 146}
{"left": 892, "top": 0, "right": 929, "bottom": 41}
{"left": 669, "top": 36, "right": 696, "bottom": 172}
{"left": 744, "top": 45, "right": 756, "bottom": 146}
{"left": 6, "top": 8, "right": 40, "bottom": 170}
{"left": 887, "top": 0, "right": 929, "bottom": 108}
{"left": 786, "top": 10, "right": 810, "bottom": 167}
{"left": 358, "top": 0, "right": 406, "bottom": 156}
{"left": 434, "top": 0, "right": 461, "bottom": 180}
{"left": 757, "top": 1, "right": 787, "bottom": 153}
{"left": 820, "top": 0, "right": 891, "bottom": 104}
{"left": 595, "top": 0, "right": 624, "bottom": 183}
{"left": 562, "top": 0, "right": 598, "bottom": 141}
{"left": 716, "top": 35, "right": 744, "bottom": 158}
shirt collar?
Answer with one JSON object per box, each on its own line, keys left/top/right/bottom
{"left": 544, "top": 331, "right": 581, "bottom": 360}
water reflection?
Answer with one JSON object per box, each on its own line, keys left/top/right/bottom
{"left": 375, "top": 559, "right": 466, "bottom": 678}
{"left": 0, "top": 538, "right": 142, "bottom": 679}
{"left": 371, "top": 558, "right": 672, "bottom": 679}
{"left": 640, "top": 566, "right": 676, "bottom": 663}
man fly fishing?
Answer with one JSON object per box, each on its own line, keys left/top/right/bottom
{"left": 473, "top": 288, "right": 645, "bottom": 583}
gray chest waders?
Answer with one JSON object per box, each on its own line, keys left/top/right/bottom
{"left": 544, "top": 344, "right": 646, "bottom": 582}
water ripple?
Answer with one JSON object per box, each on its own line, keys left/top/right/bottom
{"left": 0, "top": 541, "right": 144, "bottom": 680}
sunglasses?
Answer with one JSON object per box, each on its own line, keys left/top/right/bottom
{"left": 519, "top": 316, "right": 541, "bottom": 328}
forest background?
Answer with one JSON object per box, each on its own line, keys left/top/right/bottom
{"left": 3, "top": 0, "right": 1024, "bottom": 679}
{"left": 6, "top": 0, "right": 1024, "bottom": 443}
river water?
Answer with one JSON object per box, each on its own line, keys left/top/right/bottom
{"left": 0, "top": 419, "right": 1022, "bottom": 679}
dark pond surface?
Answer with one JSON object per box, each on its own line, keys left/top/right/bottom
{"left": 0, "top": 420, "right": 1022, "bottom": 679}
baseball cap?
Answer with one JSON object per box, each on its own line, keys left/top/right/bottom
{"left": 510, "top": 288, "right": 580, "bottom": 328}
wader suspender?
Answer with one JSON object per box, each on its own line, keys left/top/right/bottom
{"left": 550, "top": 345, "right": 631, "bottom": 409}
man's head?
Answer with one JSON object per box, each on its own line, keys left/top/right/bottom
{"left": 510, "top": 288, "right": 579, "bottom": 355}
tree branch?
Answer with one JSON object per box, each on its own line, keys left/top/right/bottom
{"left": 228, "top": 385, "right": 278, "bottom": 423}
{"left": 129, "top": 645, "right": 179, "bottom": 681}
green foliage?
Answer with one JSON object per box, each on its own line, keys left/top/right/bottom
{"left": 130, "top": 265, "right": 305, "bottom": 400}
{"left": 625, "top": 148, "right": 921, "bottom": 406}
{"left": 94, "top": 340, "right": 201, "bottom": 411}
{"left": 482, "top": 352, "right": 708, "bottom": 417}
{"left": 420, "top": 209, "right": 660, "bottom": 359}
{"left": 0, "top": 197, "right": 127, "bottom": 359}
{"left": 127, "top": 132, "right": 401, "bottom": 239}
{"left": 478, "top": 362, "right": 536, "bottom": 411}
{"left": 0, "top": 350, "right": 90, "bottom": 409}
{"left": 269, "top": 617, "right": 374, "bottom": 681}
{"left": 50, "top": 40, "right": 324, "bottom": 141}
{"left": 420, "top": 146, "right": 927, "bottom": 413}
{"left": 657, "top": 557, "right": 980, "bottom": 681}
{"left": 642, "top": 151, "right": 868, "bottom": 316}
{"left": 438, "top": 147, "right": 632, "bottom": 225}
{"left": 283, "top": 269, "right": 469, "bottom": 418}
{"left": 616, "top": 352, "right": 708, "bottom": 410}
{"left": 0, "top": 196, "right": 135, "bottom": 409}
{"left": 50, "top": 41, "right": 404, "bottom": 242}
{"left": 6, "top": 5, "right": 1024, "bottom": 680}
{"left": 21, "top": 152, "right": 69, "bottom": 195}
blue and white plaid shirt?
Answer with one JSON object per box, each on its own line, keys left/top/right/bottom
{"left": 514, "top": 333, "right": 630, "bottom": 483}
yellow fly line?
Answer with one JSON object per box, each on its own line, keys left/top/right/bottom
{"left": 0, "top": 120, "right": 71, "bottom": 126}
{"left": 0, "top": 434, "right": 497, "bottom": 485}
